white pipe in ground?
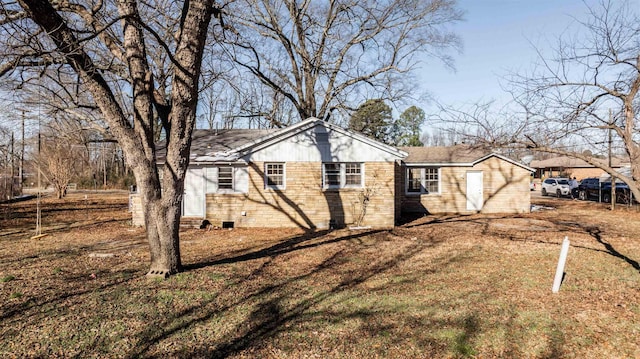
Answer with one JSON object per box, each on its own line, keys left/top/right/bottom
{"left": 552, "top": 236, "right": 570, "bottom": 293}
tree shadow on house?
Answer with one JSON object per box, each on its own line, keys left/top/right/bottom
{"left": 399, "top": 146, "right": 532, "bottom": 223}
{"left": 233, "top": 124, "right": 376, "bottom": 232}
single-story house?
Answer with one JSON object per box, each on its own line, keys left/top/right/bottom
{"left": 145, "top": 117, "right": 406, "bottom": 229}
{"left": 131, "top": 118, "right": 533, "bottom": 229}
{"left": 530, "top": 156, "right": 628, "bottom": 180}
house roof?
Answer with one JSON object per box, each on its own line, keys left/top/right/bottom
{"left": 158, "top": 117, "right": 407, "bottom": 164}
{"left": 400, "top": 145, "right": 534, "bottom": 172}
{"left": 530, "top": 156, "right": 627, "bottom": 169}
{"left": 229, "top": 117, "right": 408, "bottom": 159}
{"left": 156, "top": 128, "right": 277, "bottom": 163}
{"left": 400, "top": 145, "right": 487, "bottom": 164}
{"left": 188, "top": 128, "right": 277, "bottom": 156}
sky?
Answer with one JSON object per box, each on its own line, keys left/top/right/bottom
{"left": 418, "top": 0, "right": 640, "bottom": 112}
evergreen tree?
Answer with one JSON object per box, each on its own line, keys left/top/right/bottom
{"left": 348, "top": 99, "right": 393, "bottom": 143}
{"left": 393, "top": 106, "right": 426, "bottom": 146}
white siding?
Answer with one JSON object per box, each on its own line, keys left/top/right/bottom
{"left": 244, "top": 125, "right": 400, "bottom": 162}
{"left": 202, "top": 166, "right": 248, "bottom": 194}
{"left": 204, "top": 167, "right": 218, "bottom": 193}
{"left": 235, "top": 166, "right": 249, "bottom": 193}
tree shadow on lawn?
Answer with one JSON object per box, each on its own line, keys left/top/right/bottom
{"left": 1, "top": 202, "right": 127, "bottom": 222}
{"left": 125, "top": 229, "right": 460, "bottom": 358}
{"left": 3, "top": 221, "right": 579, "bottom": 357}
{"left": 125, "top": 213, "right": 635, "bottom": 357}
{"left": 400, "top": 212, "right": 519, "bottom": 230}
{"left": 0, "top": 269, "right": 139, "bottom": 324}
{"left": 488, "top": 217, "right": 640, "bottom": 274}
{"left": 585, "top": 227, "right": 640, "bottom": 272}
{"left": 183, "top": 228, "right": 383, "bottom": 271}
{"left": 1, "top": 228, "right": 147, "bottom": 323}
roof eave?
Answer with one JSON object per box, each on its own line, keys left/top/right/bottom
{"left": 473, "top": 153, "right": 535, "bottom": 172}
{"left": 231, "top": 117, "right": 407, "bottom": 159}
{"left": 404, "top": 162, "right": 475, "bottom": 167}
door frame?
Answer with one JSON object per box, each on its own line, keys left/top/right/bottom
{"left": 182, "top": 167, "right": 205, "bottom": 217}
{"left": 466, "top": 171, "right": 484, "bottom": 211}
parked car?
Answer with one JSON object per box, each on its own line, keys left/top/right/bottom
{"left": 578, "top": 177, "right": 633, "bottom": 203}
{"left": 577, "top": 177, "right": 601, "bottom": 201}
{"left": 530, "top": 182, "right": 537, "bottom": 191}
{"left": 541, "top": 178, "right": 571, "bottom": 197}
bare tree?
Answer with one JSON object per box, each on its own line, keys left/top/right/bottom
{"left": 33, "top": 137, "right": 77, "bottom": 199}
{"left": 1, "top": 0, "right": 222, "bottom": 277}
{"left": 221, "top": 0, "right": 463, "bottom": 125}
{"left": 437, "top": 1, "right": 640, "bottom": 201}
{"left": 197, "top": 76, "right": 295, "bottom": 129}
{"left": 0, "top": 125, "right": 14, "bottom": 199}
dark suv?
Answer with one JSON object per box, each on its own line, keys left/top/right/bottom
{"left": 578, "top": 177, "right": 633, "bottom": 203}
{"left": 577, "top": 178, "right": 601, "bottom": 201}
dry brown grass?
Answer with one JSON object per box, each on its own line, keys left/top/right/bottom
{"left": 1, "top": 192, "right": 639, "bottom": 358}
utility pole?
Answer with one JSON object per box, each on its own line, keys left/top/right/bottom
{"left": 609, "top": 109, "right": 616, "bottom": 210}
{"left": 35, "top": 115, "right": 42, "bottom": 236}
{"left": 20, "top": 110, "right": 24, "bottom": 192}
{"left": 102, "top": 141, "right": 107, "bottom": 189}
{"left": 10, "top": 132, "right": 14, "bottom": 198}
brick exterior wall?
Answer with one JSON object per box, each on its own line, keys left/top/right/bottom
{"left": 204, "top": 161, "right": 397, "bottom": 229}
{"left": 401, "top": 157, "right": 531, "bottom": 215}
{"left": 130, "top": 157, "right": 531, "bottom": 227}
{"left": 536, "top": 167, "right": 618, "bottom": 180}
{"left": 557, "top": 168, "right": 605, "bottom": 181}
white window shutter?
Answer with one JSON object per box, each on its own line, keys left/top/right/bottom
{"left": 235, "top": 166, "right": 249, "bottom": 193}
{"left": 204, "top": 167, "right": 218, "bottom": 193}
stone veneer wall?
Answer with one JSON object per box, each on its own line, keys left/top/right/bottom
{"left": 204, "top": 161, "right": 397, "bottom": 229}
{"left": 401, "top": 157, "right": 532, "bottom": 214}
{"left": 557, "top": 168, "right": 606, "bottom": 181}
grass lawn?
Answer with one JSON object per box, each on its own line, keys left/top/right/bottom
{"left": 1, "top": 191, "right": 639, "bottom": 358}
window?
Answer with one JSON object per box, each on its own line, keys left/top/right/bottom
{"left": 218, "top": 167, "right": 233, "bottom": 190}
{"left": 406, "top": 167, "right": 439, "bottom": 194}
{"left": 424, "top": 167, "right": 439, "bottom": 193}
{"left": 345, "top": 163, "right": 361, "bottom": 186}
{"left": 323, "top": 163, "right": 363, "bottom": 189}
{"left": 265, "top": 163, "right": 285, "bottom": 189}
{"left": 324, "top": 163, "right": 341, "bottom": 187}
{"left": 407, "top": 168, "right": 422, "bottom": 192}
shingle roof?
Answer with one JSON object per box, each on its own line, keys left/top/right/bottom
{"left": 399, "top": 145, "right": 489, "bottom": 164}
{"left": 188, "top": 129, "right": 277, "bottom": 156}
{"left": 156, "top": 128, "right": 277, "bottom": 162}
{"left": 530, "top": 156, "right": 627, "bottom": 168}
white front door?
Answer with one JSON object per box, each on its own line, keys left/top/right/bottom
{"left": 183, "top": 168, "right": 205, "bottom": 217}
{"left": 466, "top": 171, "right": 484, "bottom": 211}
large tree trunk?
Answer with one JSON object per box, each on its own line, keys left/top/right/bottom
{"left": 14, "top": 0, "right": 213, "bottom": 278}
{"left": 142, "top": 188, "right": 182, "bottom": 277}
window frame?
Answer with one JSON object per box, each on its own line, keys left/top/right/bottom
{"left": 405, "top": 167, "right": 440, "bottom": 195}
{"left": 264, "top": 162, "right": 286, "bottom": 190}
{"left": 217, "top": 166, "right": 234, "bottom": 192}
{"left": 322, "top": 162, "right": 364, "bottom": 189}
